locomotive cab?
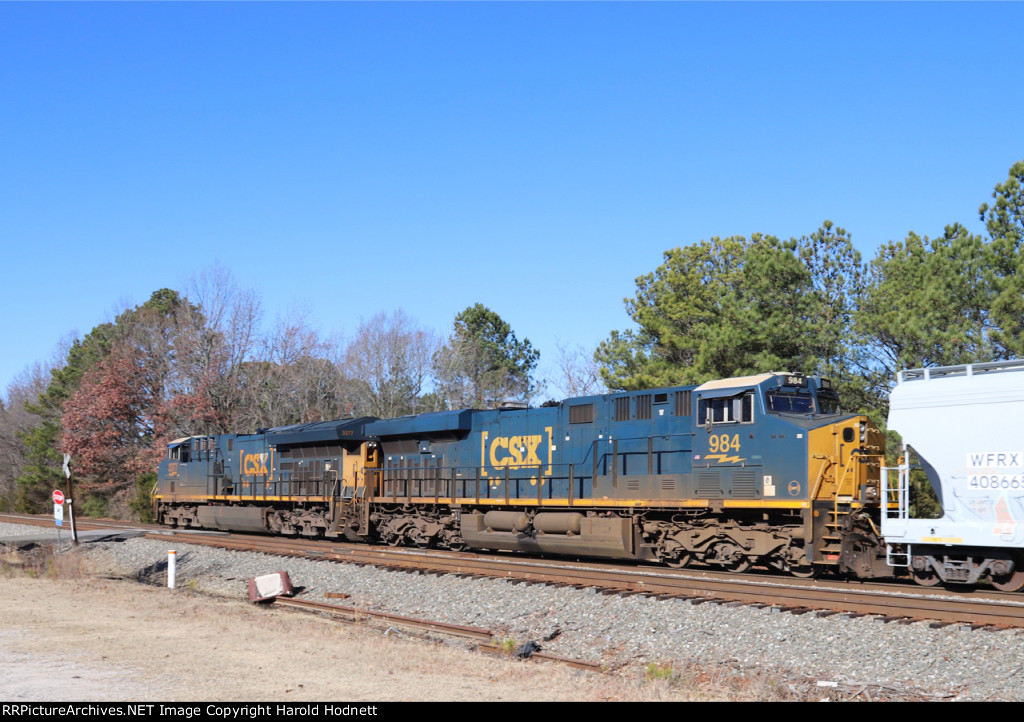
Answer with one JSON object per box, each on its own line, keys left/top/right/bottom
{"left": 692, "top": 372, "right": 885, "bottom": 577}
{"left": 153, "top": 418, "right": 381, "bottom": 537}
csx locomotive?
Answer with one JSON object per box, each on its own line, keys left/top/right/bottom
{"left": 154, "top": 371, "right": 893, "bottom": 579}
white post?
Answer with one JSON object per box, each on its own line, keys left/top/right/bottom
{"left": 168, "top": 550, "right": 177, "bottom": 589}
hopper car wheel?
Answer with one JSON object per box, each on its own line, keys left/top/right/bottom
{"left": 990, "top": 557, "right": 1024, "bottom": 592}
{"left": 912, "top": 569, "right": 941, "bottom": 587}
{"left": 990, "top": 571, "right": 1024, "bottom": 592}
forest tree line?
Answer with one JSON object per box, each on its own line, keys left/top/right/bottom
{"left": 0, "top": 283, "right": 544, "bottom": 517}
{"left": 1, "top": 159, "right": 1022, "bottom": 519}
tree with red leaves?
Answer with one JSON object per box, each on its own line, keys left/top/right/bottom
{"left": 59, "top": 289, "right": 214, "bottom": 506}
{"left": 61, "top": 344, "right": 169, "bottom": 495}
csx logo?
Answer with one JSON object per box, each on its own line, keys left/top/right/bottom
{"left": 490, "top": 435, "right": 543, "bottom": 467}
{"left": 239, "top": 450, "right": 269, "bottom": 476}
{"left": 480, "top": 428, "right": 553, "bottom": 476}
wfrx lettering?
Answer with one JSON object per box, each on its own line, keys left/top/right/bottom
{"left": 967, "top": 451, "right": 1023, "bottom": 468}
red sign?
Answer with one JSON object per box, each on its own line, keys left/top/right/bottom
{"left": 52, "top": 490, "right": 65, "bottom": 505}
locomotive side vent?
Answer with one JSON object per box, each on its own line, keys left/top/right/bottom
{"left": 570, "top": 403, "right": 594, "bottom": 424}
{"left": 614, "top": 397, "right": 630, "bottom": 421}
{"left": 732, "top": 469, "right": 758, "bottom": 498}
{"left": 636, "top": 395, "right": 652, "bottom": 420}
{"left": 697, "top": 470, "right": 722, "bottom": 498}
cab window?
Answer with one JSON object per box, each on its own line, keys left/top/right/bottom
{"left": 698, "top": 393, "right": 753, "bottom": 425}
{"left": 169, "top": 444, "right": 190, "bottom": 463}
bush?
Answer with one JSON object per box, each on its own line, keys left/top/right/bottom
{"left": 79, "top": 494, "right": 109, "bottom": 518}
{"left": 131, "top": 472, "right": 157, "bottom": 523}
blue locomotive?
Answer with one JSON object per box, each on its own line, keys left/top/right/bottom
{"left": 155, "top": 371, "right": 888, "bottom": 578}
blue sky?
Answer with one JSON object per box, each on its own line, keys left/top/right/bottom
{"left": 2, "top": 2, "right": 1022, "bottom": 399}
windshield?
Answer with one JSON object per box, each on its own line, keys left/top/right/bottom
{"left": 766, "top": 392, "right": 815, "bottom": 414}
{"left": 817, "top": 390, "right": 841, "bottom": 415}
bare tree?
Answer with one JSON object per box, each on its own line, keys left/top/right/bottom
{"left": 177, "top": 265, "right": 263, "bottom": 433}
{"left": 344, "top": 310, "right": 437, "bottom": 418}
{"left": 0, "top": 362, "right": 54, "bottom": 509}
{"left": 548, "top": 341, "right": 606, "bottom": 399}
{"left": 237, "top": 311, "right": 352, "bottom": 428}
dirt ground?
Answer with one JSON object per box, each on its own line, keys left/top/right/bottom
{"left": 0, "top": 574, "right": 695, "bottom": 702}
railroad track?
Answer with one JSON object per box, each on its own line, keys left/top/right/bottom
{"left": 6, "top": 512, "right": 1024, "bottom": 629}
{"left": 271, "top": 596, "right": 600, "bottom": 669}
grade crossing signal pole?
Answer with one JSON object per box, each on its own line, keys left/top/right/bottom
{"left": 63, "top": 454, "right": 79, "bottom": 546}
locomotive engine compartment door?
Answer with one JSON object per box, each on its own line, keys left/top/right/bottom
{"left": 187, "top": 436, "right": 219, "bottom": 496}
{"left": 693, "top": 389, "right": 763, "bottom": 503}
{"left": 233, "top": 437, "right": 271, "bottom": 498}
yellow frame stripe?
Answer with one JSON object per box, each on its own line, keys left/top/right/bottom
{"left": 156, "top": 495, "right": 809, "bottom": 509}
{"left": 155, "top": 495, "right": 331, "bottom": 503}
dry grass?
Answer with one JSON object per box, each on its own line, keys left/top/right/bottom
{"left": 1, "top": 542, "right": 86, "bottom": 580}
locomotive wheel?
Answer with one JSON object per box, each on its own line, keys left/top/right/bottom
{"left": 723, "top": 557, "right": 751, "bottom": 573}
{"left": 912, "top": 569, "right": 942, "bottom": 587}
{"left": 788, "top": 564, "right": 820, "bottom": 579}
{"left": 664, "top": 552, "right": 692, "bottom": 569}
{"left": 708, "top": 542, "right": 750, "bottom": 573}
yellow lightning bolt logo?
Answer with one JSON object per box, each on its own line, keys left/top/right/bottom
{"left": 704, "top": 454, "right": 745, "bottom": 464}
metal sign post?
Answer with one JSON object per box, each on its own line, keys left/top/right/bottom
{"left": 62, "top": 454, "right": 79, "bottom": 546}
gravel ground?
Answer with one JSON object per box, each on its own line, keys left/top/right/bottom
{"left": 6, "top": 522, "right": 1024, "bottom": 701}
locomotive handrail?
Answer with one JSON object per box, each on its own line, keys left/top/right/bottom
{"left": 836, "top": 454, "right": 859, "bottom": 499}
{"left": 810, "top": 457, "right": 832, "bottom": 501}
{"left": 836, "top": 451, "right": 884, "bottom": 501}
{"left": 373, "top": 461, "right": 603, "bottom": 505}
